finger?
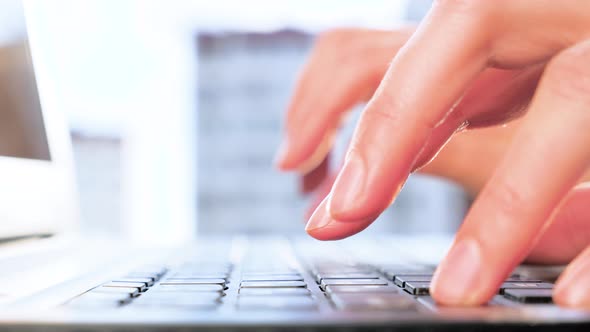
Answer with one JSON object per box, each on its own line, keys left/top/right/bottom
{"left": 416, "top": 66, "right": 543, "bottom": 195}
{"left": 526, "top": 182, "right": 590, "bottom": 264}
{"left": 306, "top": 195, "right": 373, "bottom": 241}
{"left": 327, "top": 3, "right": 491, "bottom": 223}
{"left": 431, "top": 40, "right": 590, "bottom": 306}
{"left": 276, "top": 29, "right": 413, "bottom": 173}
{"left": 301, "top": 152, "right": 331, "bottom": 194}
{"left": 327, "top": 0, "right": 590, "bottom": 223}
{"left": 414, "top": 66, "right": 543, "bottom": 173}
{"left": 417, "top": 123, "right": 520, "bottom": 196}
{"left": 554, "top": 245, "right": 590, "bottom": 309}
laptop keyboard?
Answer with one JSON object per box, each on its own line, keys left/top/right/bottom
{"left": 64, "top": 238, "right": 557, "bottom": 312}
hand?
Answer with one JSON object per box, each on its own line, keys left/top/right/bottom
{"left": 276, "top": 0, "right": 590, "bottom": 309}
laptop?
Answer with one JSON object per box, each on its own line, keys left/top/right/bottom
{"left": 0, "top": 1, "right": 588, "bottom": 330}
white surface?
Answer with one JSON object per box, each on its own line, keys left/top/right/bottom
{"left": 27, "top": 0, "right": 411, "bottom": 137}
{"left": 27, "top": 0, "right": 198, "bottom": 243}
{"left": 0, "top": 0, "right": 79, "bottom": 239}
{"left": 174, "top": 0, "right": 409, "bottom": 33}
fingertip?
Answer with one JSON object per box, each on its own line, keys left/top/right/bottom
{"left": 430, "top": 238, "right": 495, "bottom": 306}
{"left": 553, "top": 249, "right": 590, "bottom": 309}
{"left": 305, "top": 197, "right": 332, "bottom": 233}
{"left": 304, "top": 196, "right": 376, "bottom": 240}
{"left": 273, "top": 135, "right": 312, "bottom": 171}
{"left": 306, "top": 227, "right": 341, "bottom": 241}
{"left": 273, "top": 139, "right": 294, "bottom": 170}
{"left": 306, "top": 219, "right": 374, "bottom": 241}
{"left": 552, "top": 282, "right": 569, "bottom": 307}
{"left": 274, "top": 130, "right": 334, "bottom": 173}
{"left": 553, "top": 283, "right": 590, "bottom": 309}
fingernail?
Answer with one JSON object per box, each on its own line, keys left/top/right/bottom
{"left": 431, "top": 238, "right": 483, "bottom": 305}
{"left": 329, "top": 151, "right": 366, "bottom": 219}
{"left": 305, "top": 195, "right": 376, "bottom": 241}
{"left": 273, "top": 138, "right": 290, "bottom": 169}
{"left": 305, "top": 196, "right": 332, "bottom": 232}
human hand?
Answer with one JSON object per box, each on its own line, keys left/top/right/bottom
{"left": 276, "top": 0, "right": 590, "bottom": 308}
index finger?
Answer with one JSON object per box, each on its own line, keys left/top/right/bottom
{"left": 326, "top": 2, "right": 490, "bottom": 222}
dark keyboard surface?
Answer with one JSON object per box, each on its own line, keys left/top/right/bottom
{"left": 64, "top": 237, "right": 560, "bottom": 314}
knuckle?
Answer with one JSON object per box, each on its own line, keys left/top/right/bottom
{"left": 484, "top": 180, "right": 533, "bottom": 220}
{"left": 432, "top": 0, "right": 497, "bottom": 37}
{"left": 315, "top": 29, "right": 351, "bottom": 48}
{"left": 313, "top": 30, "right": 338, "bottom": 55}
{"left": 544, "top": 43, "right": 590, "bottom": 104}
{"left": 363, "top": 87, "right": 442, "bottom": 134}
{"left": 314, "top": 29, "right": 357, "bottom": 63}
{"left": 433, "top": 0, "right": 490, "bottom": 17}
{"left": 362, "top": 89, "right": 405, "bottom": 126}
{"left": 363, "top": 105, "right": 402, "bottom": 127}
{"left": 315, "top": 30, "right": 337, "bottom": 45}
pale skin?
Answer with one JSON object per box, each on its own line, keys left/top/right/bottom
{"left": 276, "top": 0, "right": 590, "bottom": 308}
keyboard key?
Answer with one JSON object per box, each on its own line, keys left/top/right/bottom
{"left": 403, "top": 281, "right": 431, "bottom": 295}
{"left": 240, "top": 270, "right": 299, "bottom": 275}
{"left": 504, "top": 289, "right": 553, "bottom": 304}
{"left": 378, "top": 264, "right": 425, "bottom": 273}
{"left": 238, "top": 288, "right": 311, "bottom": 296}
{"left": 153, "top": 284, "right": 225, "bottom": 293}
{"left": 331, "top": 293, "right": 417, "bottom": 311}
{"left": 418, "top": 295, "right": 521, "bottom": 312}
{"left": 504, "top": 276, "right": 543, "bottom": 283}
{"left": 91, "top": 286, "right": 140, "bottom": 297}
{"left": 67, "top": 296, "right": 125, "bottom": 309}
{"left": 241, "top": 274, "right": 303, "bottom": 282}
{"left": 499, "top": 282, "right": 553, "bottom": 294}
{"left": 124, "top": 273, "right": 159, "bottom": 282}
{"left": 132, "top": 303, "right": 219, "bottom": 310}
{"left": 393, "top": 275, "right": 432, "bottom": 287}
{"left": 315, "top": 273, "right": 379, "bottom": 283}
{"left": 240, "top": 281, "right": 307, "bottom": 288}
{"left": 112, "top": 278, "right": 154, "bottom": 287}
{"left": 320, "top": 278, "right": 387, "bottom": 290}
{"left": 160, "top": 278, "right": 227, "bottom": 286}
{"left": 380, "top": 265, "right": 434, "bottom": 280}
{"left": 176, "top": 267, "right": 231, "bottom": 275}
{"left": 132, "top": 293, "right": 221, "bottom": 308}
{"left": 102, "top": 281, "right": 148, "bottom": 292}
{"left": 171, "top": 273, "right": 228, "bottom": 279}
{"left": 79, "top": 292, "right": 131, "bottom": 301}
{"left": 237, "top": 296, "right": 316, "bottom": 310}
{"left": 312, "top": 267, "right": 370, "bottom": 275}
{"left": 68, "top": 292, "right": 131, "bottom": 307}
{"left": 385, "top": 271, "right": 433, "bottom": 281}
{"left": 132, "top": 300, "right": 218, "bottom": 310}
{"left": 325, "top": 285, "right": 401, "bottom": 295}
{"left": 140, "top": 292, "right": 222, "bottom": 301}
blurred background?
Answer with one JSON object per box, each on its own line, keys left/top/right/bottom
{"left": 26, "top": 0, "right": 469, "bottom": 243}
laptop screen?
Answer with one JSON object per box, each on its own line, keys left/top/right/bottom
{"left": 0, "top": 0, "right": 50, "bottom": 161}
